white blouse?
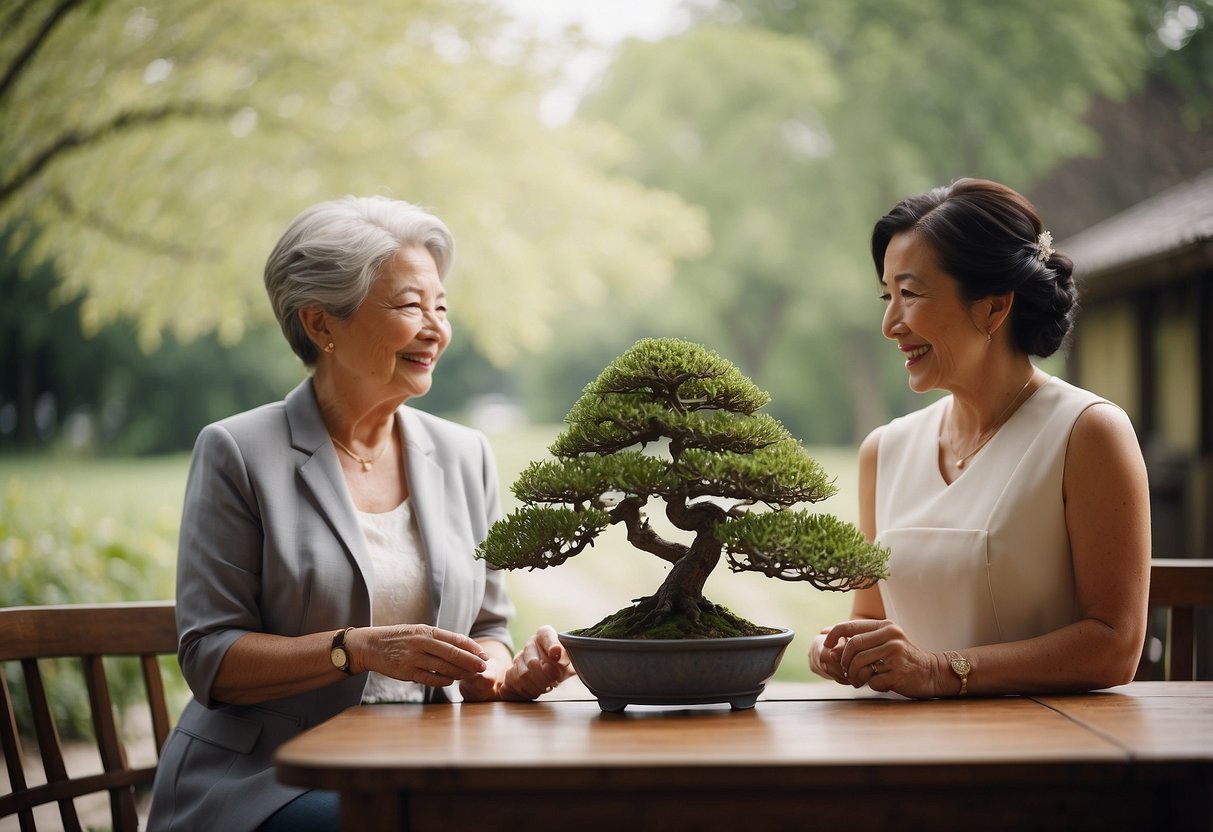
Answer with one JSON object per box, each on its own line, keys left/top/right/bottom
{"left": 356, "top": 498, "right": 434, "bottom": 704}
{"left": 874, "top": 376, "right": 1107, "bottom": 651}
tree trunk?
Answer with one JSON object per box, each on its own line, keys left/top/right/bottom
{"left": 646, "top": 498, "right": 725, "bottom": 621}
{"left": 844, "top": 326, "right": 887, "bottom": 443}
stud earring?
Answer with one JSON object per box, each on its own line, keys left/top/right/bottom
{"left": 324, "top": 342, "right": 335, "bottom": 353}
{"left": 985, "top": 331, "right": 992, "bottom": 343}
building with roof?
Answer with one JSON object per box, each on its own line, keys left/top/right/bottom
{"left": 1062, "top": 168, "right": 1213, "bottom": 678}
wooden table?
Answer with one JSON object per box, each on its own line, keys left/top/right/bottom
{"left": 275, "top": 681, "right": 1213, "bottom": 831}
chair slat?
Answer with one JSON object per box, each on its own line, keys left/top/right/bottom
{"left": 0, "top": 766, "right": 157, "bottom": 816}
{"left": 20, "top": 659, "right": 82, "bottom": 831}
{"left": 82, "top": 655, "right": 140, "bottom": 831}
{"left": 0, "top": 672, "right": 36, "bottom": 832}
{"left": 1169, "top": 607, "right": 1196, "bottom": 681}
{"left": 142, "top": 655, "right": 172, "bottom": 754}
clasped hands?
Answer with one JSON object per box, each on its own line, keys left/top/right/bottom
{"left": 350, "top": 623, "right": 573, "bottom": 701}
{"left": 810, "top": 618, "right": 948, "bottom": 699}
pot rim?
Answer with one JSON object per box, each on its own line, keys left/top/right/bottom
{"left": 558, "top": 627, "right": 794, "bottom": 650}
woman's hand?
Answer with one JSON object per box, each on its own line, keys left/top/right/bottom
{"left": 459, "top": 626, "right": 574, "bottom": 702}
{"left": 351, "top": 624, "right": 488, "bottom": 687}
{"left": 499, "top": 625, "right": 575, "bottom": 701}
{"left": 818, "top": 619, "right": 952, "bottom": 699}
{"left": 809, "top": 630, "right": 849, "bottom": 684}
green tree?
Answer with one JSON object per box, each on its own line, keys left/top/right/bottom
{"left": 580, "top": 25, "right": 853, "bottom": 380}
{"left": 577, "top": 1, "right": 1149, "bottom": 440}
{"left": 0, "top": 235, "right": 304, "bottom": 454}
{"left": 1, "top": 0, "right": 708, "bottom": 363}
{"left": 721, "top": 0, "right": 1145, "bottom": 191}
{"left": 1029, "top": 0, "right": 1213, "bottom": 235}
{"left": 478, "top": 338, "right": 888, "bottom": 638}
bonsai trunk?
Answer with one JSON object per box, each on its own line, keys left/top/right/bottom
{"left": 649, "top": 535, "right": 722, "bottom": 621}
{"left": 638, "top": 495, "right": 726, "bottom": 625}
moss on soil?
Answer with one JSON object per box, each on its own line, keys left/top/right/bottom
{"left": 571, "top": 598, "right": 781, "bottom": 639}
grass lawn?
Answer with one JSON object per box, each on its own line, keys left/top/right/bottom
{"left": 1, "top": 428, "right": 863, "bottom": 683}
{"left": 0, "top": 453, "right": 192, "bottom": 528}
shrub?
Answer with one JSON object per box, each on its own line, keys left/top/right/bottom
{"left": 1, "top": 476, "right": 183, "bottom": 740}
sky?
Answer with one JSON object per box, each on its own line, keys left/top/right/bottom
{"left": 495, "top": 0, "right": 694, "bottom": 42}
{"left": 493, "top": 0, "right": 699, "bottom": 123}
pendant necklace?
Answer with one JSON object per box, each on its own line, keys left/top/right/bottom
{"left": 946, "top": 374, "right": 1035, "bottom": 469}
{"left": 330, "top": 435, "right": 388, "bottom": 473}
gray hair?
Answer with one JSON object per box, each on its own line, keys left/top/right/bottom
{"left": 264, "top": 195, "right": 455, "bottom": 367}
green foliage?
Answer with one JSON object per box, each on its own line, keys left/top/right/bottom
{"left": 478, "top": 337, "right": 888, "bottom": 636}
{"left": 0, "top": 234, "right": 304, "bottom": 453}
{"left": 676, "top": 440, "right": 837, "bottom": 504}
{"left": 723, "top": 0, "right": 1146, "bottom": 187}
{"left": 574, "top": 1, "right": 1157, "bottom": 443}
{"left": 552, "top": 403, "right": 789, "bottom": 457}
{"left": 1, "top": 0, "right": 708, "bottom": 363}
{"left": 513, "top": 453, "right": 676, "bottom": 504}
{"left": 588, "top": 336, "right": 771, "bottom": 414}
{"left": 0, "top": 472, "right": 184, "bottom": 739}
{"left": 718, "top": 511, "right": 891, "bottom": 591}
{"left": 477, "top": 505, "right": 611, "bottom": 571}
{"left": 0, "top": 479, "right": 176, "bottom": 607}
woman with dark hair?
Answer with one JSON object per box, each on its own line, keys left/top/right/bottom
{"left": 809, "top": 179, "right": 1150, "bottom": 698}
{"left": 148, "top": 196, "right": 573, "bottom": 832}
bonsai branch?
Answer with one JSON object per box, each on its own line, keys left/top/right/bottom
{"left": 665, "top": 494, "right": 726, "bottom": 534}
{"left": 610, "top": 497, "right": 686, "bottom": 565}
{"left": 725, "top": 549, "right": 882, "bottom": 592}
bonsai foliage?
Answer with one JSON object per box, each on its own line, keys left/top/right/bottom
{"left": 478, "top": 338, "right": 889, "bottom": 638}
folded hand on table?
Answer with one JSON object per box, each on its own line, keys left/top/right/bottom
{"left": 810, "top": 619, "right": 949, "bottom": 699}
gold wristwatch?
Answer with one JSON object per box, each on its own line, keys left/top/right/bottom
{"left": 944, "top": 650, "right": 970, "bottom": 696}
{"left": 330, "top": 627, "right": 355, "bottom": 675}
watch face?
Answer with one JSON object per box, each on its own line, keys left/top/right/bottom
{"left": 331, "top": 647, "right": 348, "bottom": 669}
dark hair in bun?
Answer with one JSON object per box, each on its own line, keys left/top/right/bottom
{"left": 871, "top": 178, "right": 1078, "bottom": 357}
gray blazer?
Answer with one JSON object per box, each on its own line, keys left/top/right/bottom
{"left": 147, "top": 379, "right": 514, "bottom": 832}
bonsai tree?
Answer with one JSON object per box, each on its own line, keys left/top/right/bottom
{"left": 478, "top": 338, "right": 889, "bottom": 639}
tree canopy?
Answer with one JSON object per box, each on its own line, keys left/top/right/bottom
{"left": 571, "top": 0, "right": 1155, "bottom": 442}
{"left": 1, "top": 0, "right": 708, "bottom": 361}
{"left": 478, "top": 338, "right": 889, "bottom": 639}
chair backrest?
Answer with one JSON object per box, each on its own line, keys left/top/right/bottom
{"left": 0, "top": 601, "right": 178, "bottom": 832}
{"left": 1137, "top": 559, "right": 1213, "bottom": 681}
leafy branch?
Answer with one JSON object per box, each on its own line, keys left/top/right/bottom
{"left": 0, "top": 0, "right": 85, "bottom": 105}
{"left": 1, "top": 101, "right": 241, "bottom": 203}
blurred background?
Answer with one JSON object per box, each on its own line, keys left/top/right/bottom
{"left": 2, "top": 0, "right": 1211, "bottom": 689}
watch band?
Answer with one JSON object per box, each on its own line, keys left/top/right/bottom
{"left": 330, "top": 627, "right": 355, "bottom": 675}
{"left": 944, "top": 650, "right": 970, "bottom": 696}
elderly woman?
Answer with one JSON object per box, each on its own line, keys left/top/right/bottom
{"left": 148, "top": 196, "right": 572, "bottom": 832}
{"left": 810, "top": 179, "right": 1150, "bottom": 697}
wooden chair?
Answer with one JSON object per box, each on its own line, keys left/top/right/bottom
{"left": 0, "top": 602, "right": 178, "bottom": 832}
{"left": 1137, "top": 559, "right": 1213, "bottom": 681}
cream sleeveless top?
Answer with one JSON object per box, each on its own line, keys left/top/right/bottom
{"left": 356, "top": 498, "right": 434, "bottom": 704}
{"left": 874, "top": 376, "right": 1107, "bottom": 651}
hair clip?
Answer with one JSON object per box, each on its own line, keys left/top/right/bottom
{"left": 1036, "top": 230, "right": 1054, "bottom": 263}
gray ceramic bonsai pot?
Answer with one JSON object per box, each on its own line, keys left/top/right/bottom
{"left": 558, "top": 628, "right": 795, "bottom": 712}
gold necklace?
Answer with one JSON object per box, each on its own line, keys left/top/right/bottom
{"left": 946, "top": 374, "right": 1035, "bottom": 469}
{"left": 330, "top": 435, "right": 388, "bottom": 473}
